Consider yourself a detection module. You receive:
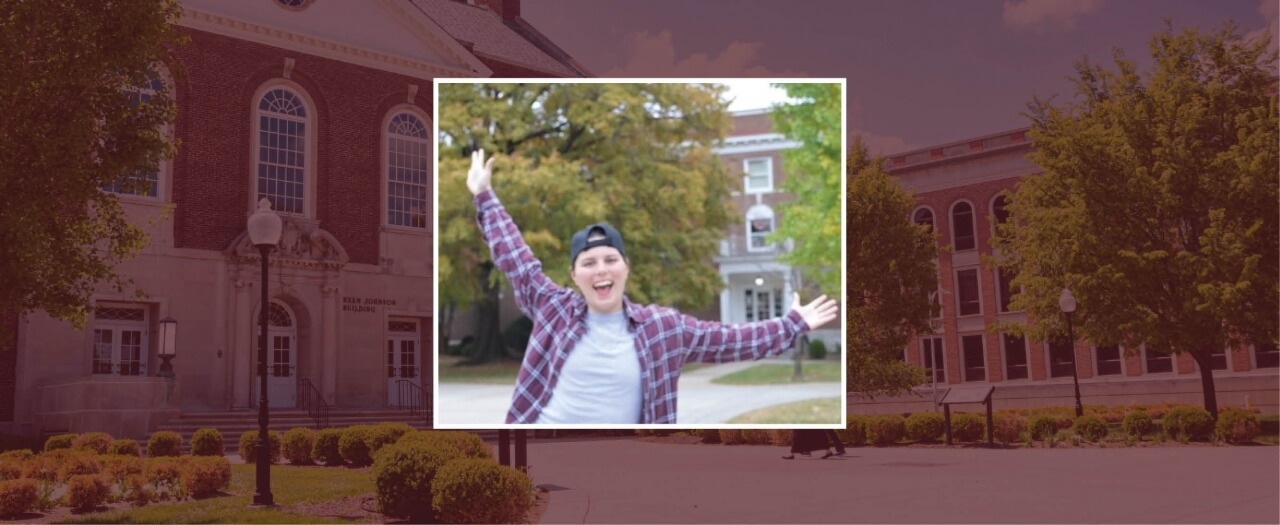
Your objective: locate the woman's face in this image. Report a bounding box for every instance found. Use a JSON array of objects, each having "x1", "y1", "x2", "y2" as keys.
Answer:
[{"x1": 571, "y1": 244, "x2": 629, "y2": 314}]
